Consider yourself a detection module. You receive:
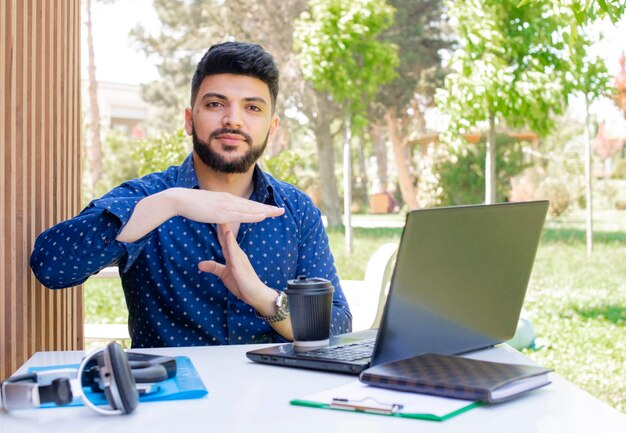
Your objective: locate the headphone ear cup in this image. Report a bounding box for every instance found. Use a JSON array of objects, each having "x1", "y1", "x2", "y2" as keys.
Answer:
[
  {"x1": 38, "y1": 378, "x2": 73, "y2": 405},
  {"x1": 103, "y1": 342, "x2": 139, "y2": 414}
]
